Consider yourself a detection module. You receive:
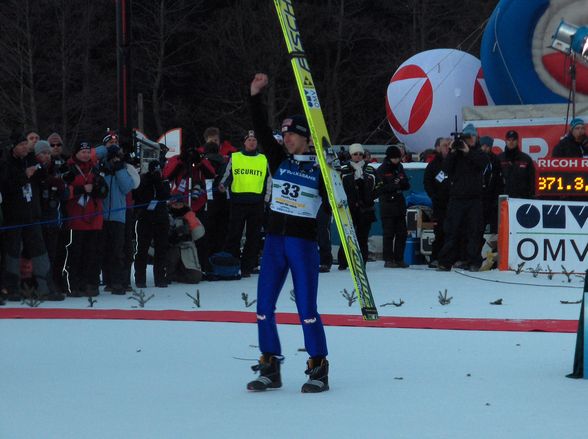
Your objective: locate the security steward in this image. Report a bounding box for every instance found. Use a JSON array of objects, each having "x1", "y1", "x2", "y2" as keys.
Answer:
[{"x1": 219, "y1": 130, "x2": 271, "y2": 276}]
